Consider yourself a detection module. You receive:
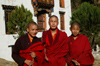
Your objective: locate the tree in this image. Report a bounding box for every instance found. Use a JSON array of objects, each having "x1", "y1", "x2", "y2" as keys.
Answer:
[
  {"x1": 7, "y1": 4, "x2": 33, "y2": 37},
  {"x1": 71, "y1": 0, "x2": 99, "y2": 12},
  {"x1": 71, "y1": 2, "x2": 100, "y2": 48}
]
